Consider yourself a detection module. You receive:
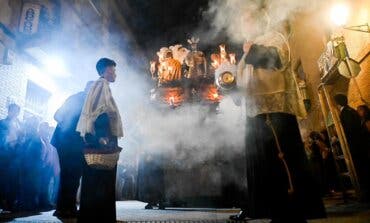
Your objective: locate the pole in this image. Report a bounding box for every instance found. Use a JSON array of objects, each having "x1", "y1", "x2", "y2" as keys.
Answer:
[{"x1": 321, "y1": 85, "x2": 361, "y2": 196}]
